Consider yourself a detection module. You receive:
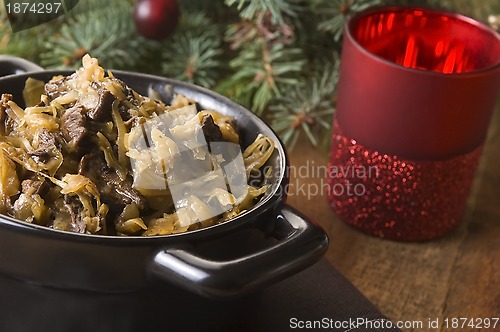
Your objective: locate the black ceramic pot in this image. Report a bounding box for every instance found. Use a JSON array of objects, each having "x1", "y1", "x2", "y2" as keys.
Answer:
[{"x1": 0, "y1": 56, "x2": 328, "y2": 298}]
